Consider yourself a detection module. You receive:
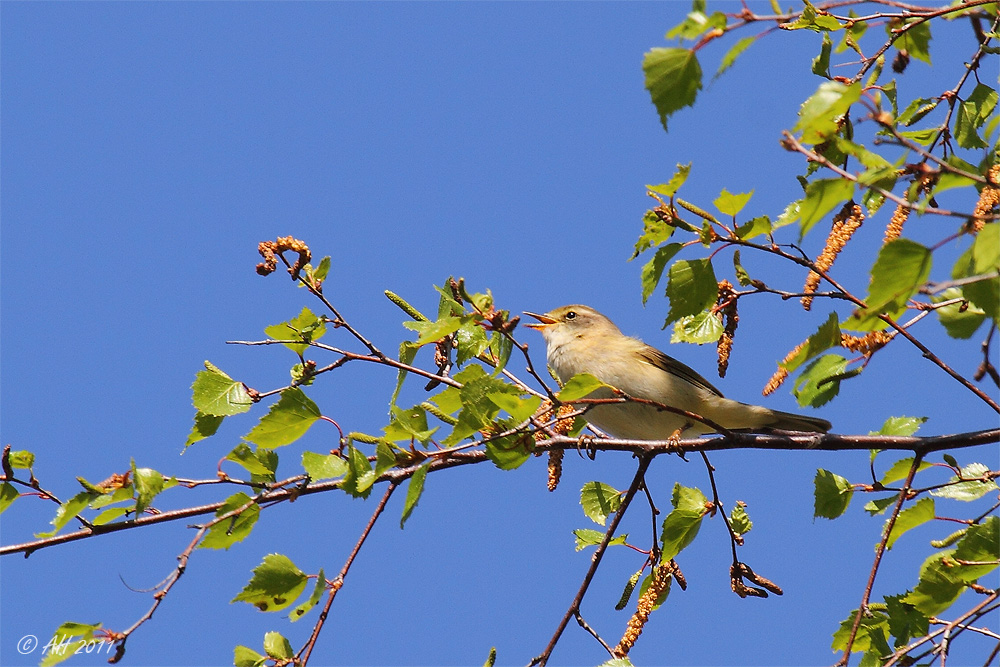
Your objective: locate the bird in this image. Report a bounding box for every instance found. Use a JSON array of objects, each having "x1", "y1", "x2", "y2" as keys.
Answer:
[{"x1": 524, "y1": 305, "x2": 831, "y2": 438}]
